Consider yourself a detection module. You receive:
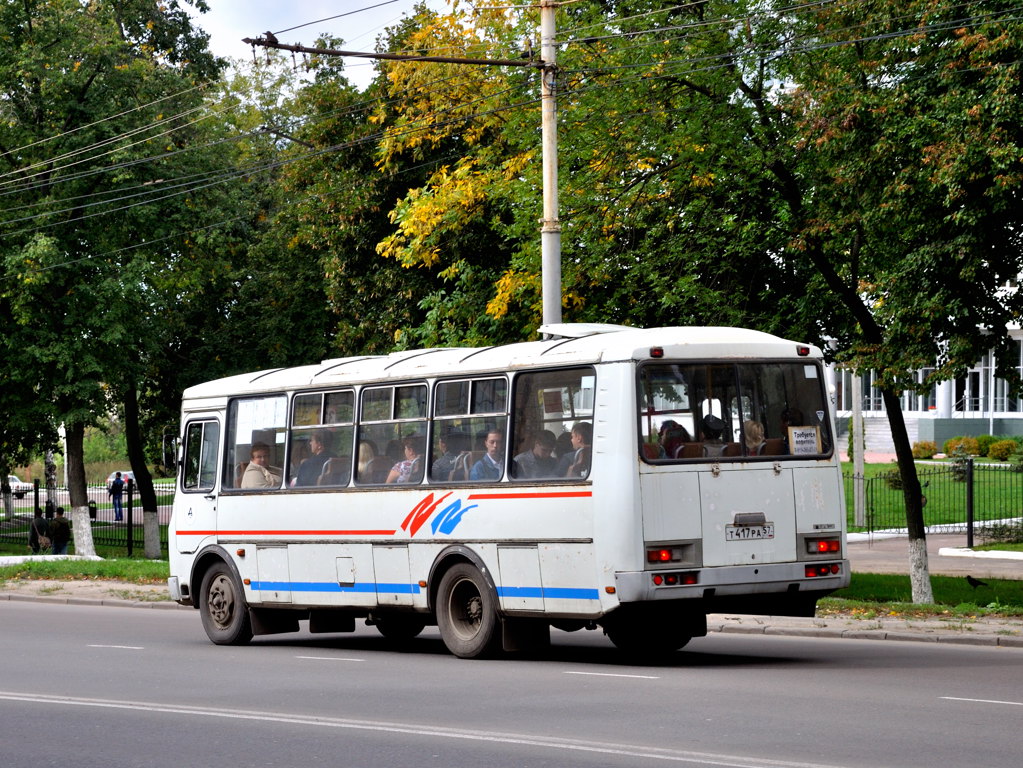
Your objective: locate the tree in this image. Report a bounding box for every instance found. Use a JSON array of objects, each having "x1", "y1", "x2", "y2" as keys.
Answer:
[{"x1": 0, "y1": 0, "x2": 222, "y2": 555}]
